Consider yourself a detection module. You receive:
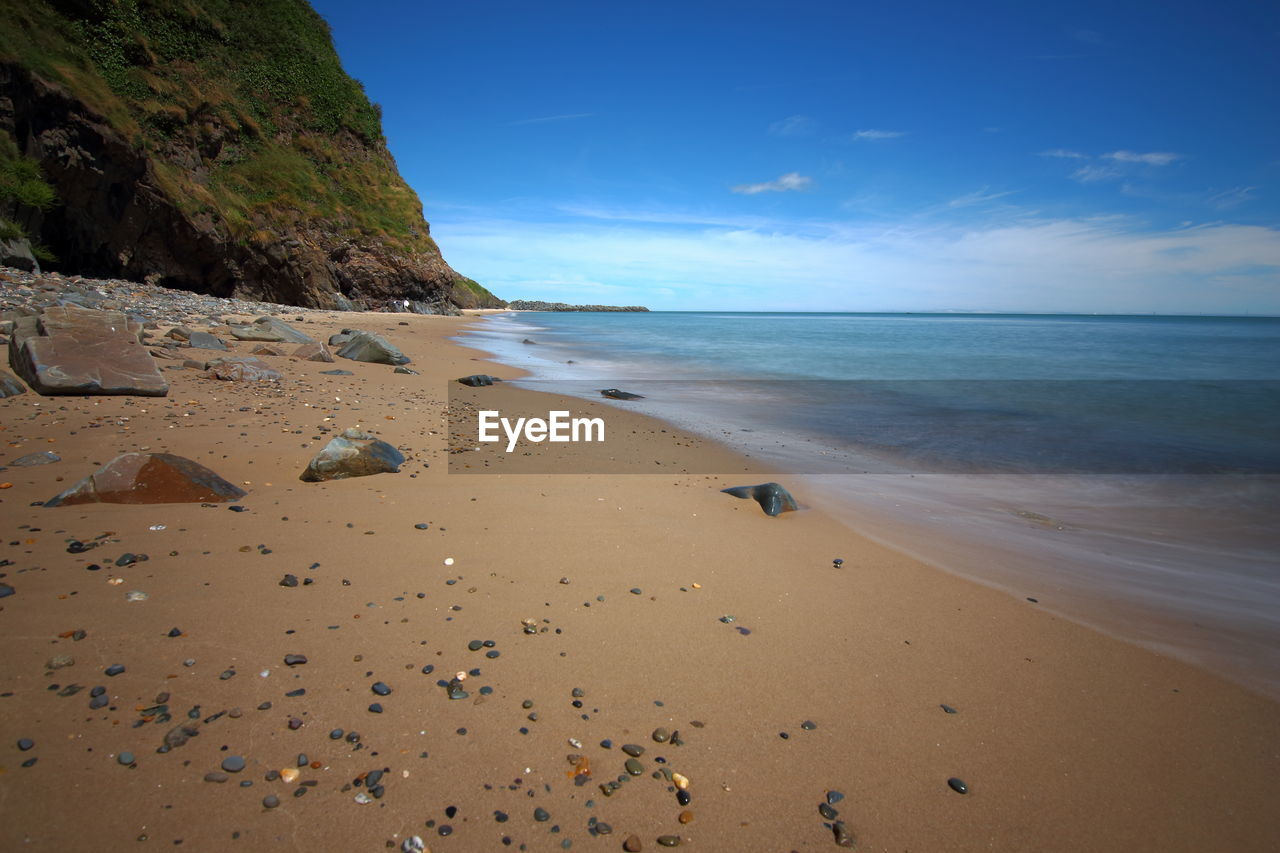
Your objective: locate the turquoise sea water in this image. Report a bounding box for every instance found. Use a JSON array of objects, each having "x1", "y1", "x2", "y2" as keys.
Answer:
[{"x1": 460, "y1": 312, "x2": 1280, "y2": 697}]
